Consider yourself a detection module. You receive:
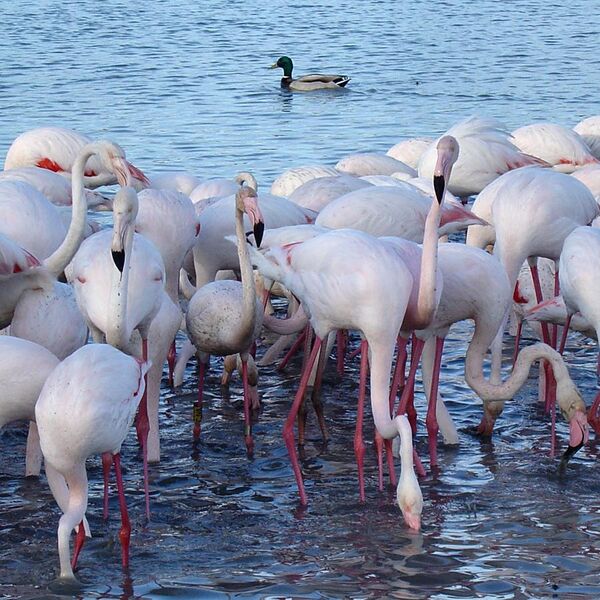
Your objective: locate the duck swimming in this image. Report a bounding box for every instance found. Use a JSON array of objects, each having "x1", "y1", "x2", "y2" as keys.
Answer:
[{"x1": 270, "y1": 56, "x2": 350, "y2": 91}]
